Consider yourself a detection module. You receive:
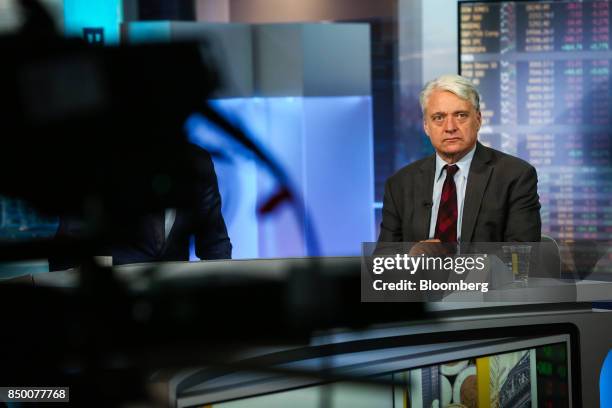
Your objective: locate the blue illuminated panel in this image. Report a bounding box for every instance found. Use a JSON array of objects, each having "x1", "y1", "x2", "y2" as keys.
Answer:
[
  {"x1": 124, "y1": 21, "x2": 374, "y2": 259},
  {"x1": 63, "y1": 0, "x2": 122, "y2": 45},
  {"x1": 602, "y1": 350, "x2": 612, "y2": 407},
  {"x1": 186, "y1": 96, "x2": 374, "y2": 259}
]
